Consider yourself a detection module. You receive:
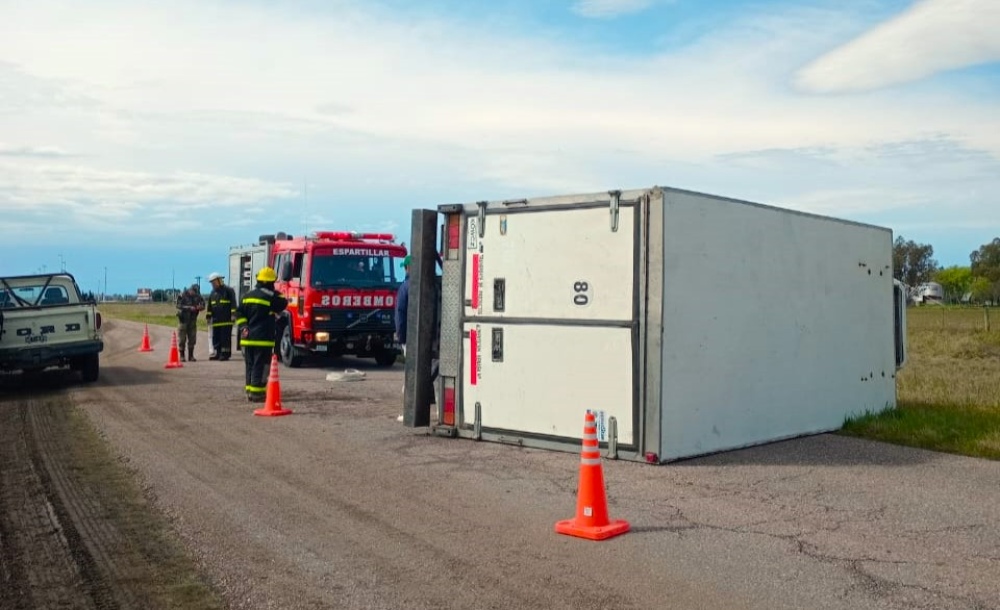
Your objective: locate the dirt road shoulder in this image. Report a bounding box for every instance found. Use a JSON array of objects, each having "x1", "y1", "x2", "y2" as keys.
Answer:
[{"x1": 0, "y1": 386, "x2": 225, "y2": 610}]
